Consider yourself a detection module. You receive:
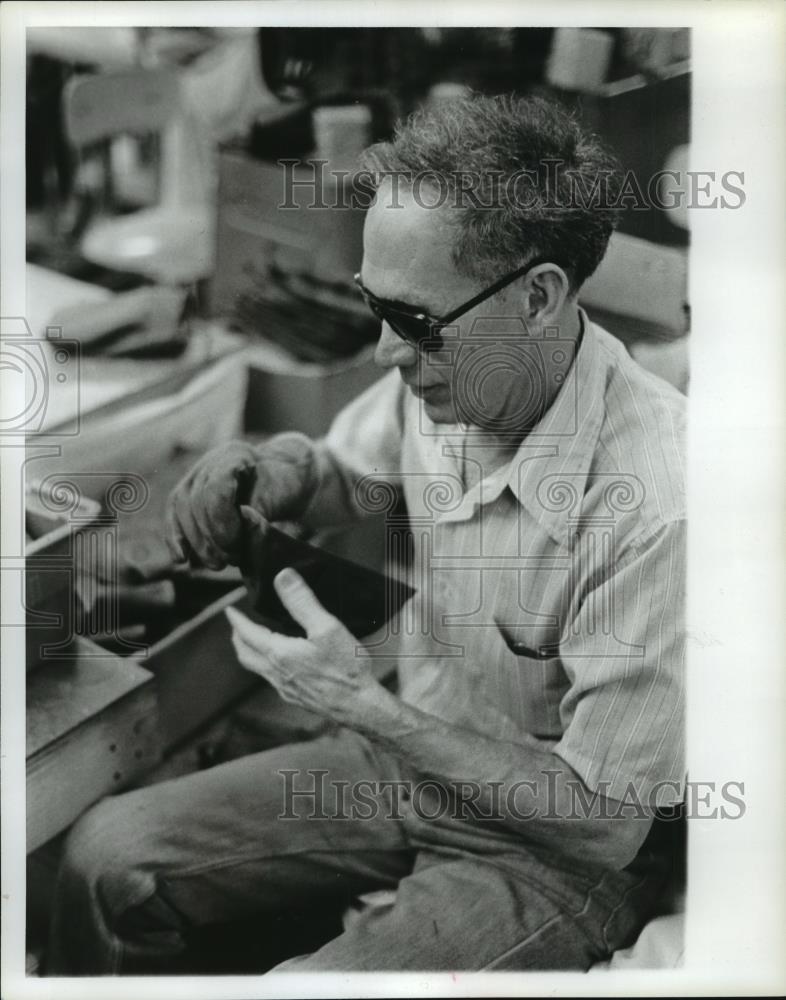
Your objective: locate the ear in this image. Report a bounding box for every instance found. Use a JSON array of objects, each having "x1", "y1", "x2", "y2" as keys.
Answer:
[{"x1": 522, "y1": 264, "x2": 572, "y2": 324}]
